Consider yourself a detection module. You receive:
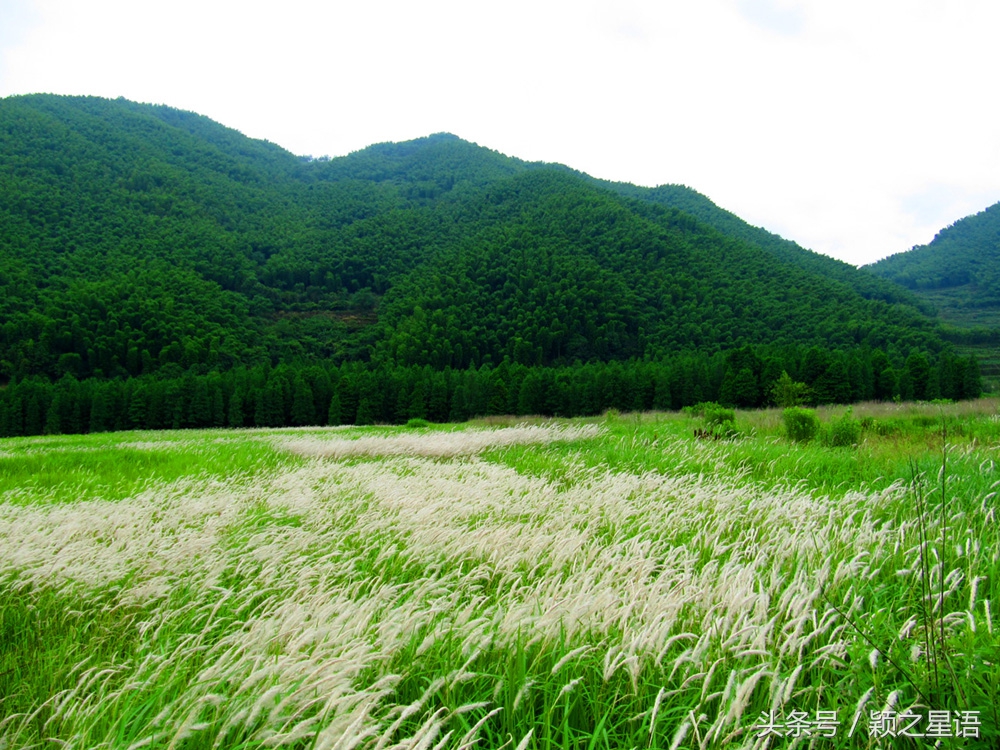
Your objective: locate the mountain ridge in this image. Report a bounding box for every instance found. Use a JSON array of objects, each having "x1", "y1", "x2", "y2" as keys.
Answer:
[
  {"x1": 0, "y1": 93, "x2": 942, "y2": 384},
  {"x1": 866, "y1": 201, "x2": 1000, "y2": 328}
]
